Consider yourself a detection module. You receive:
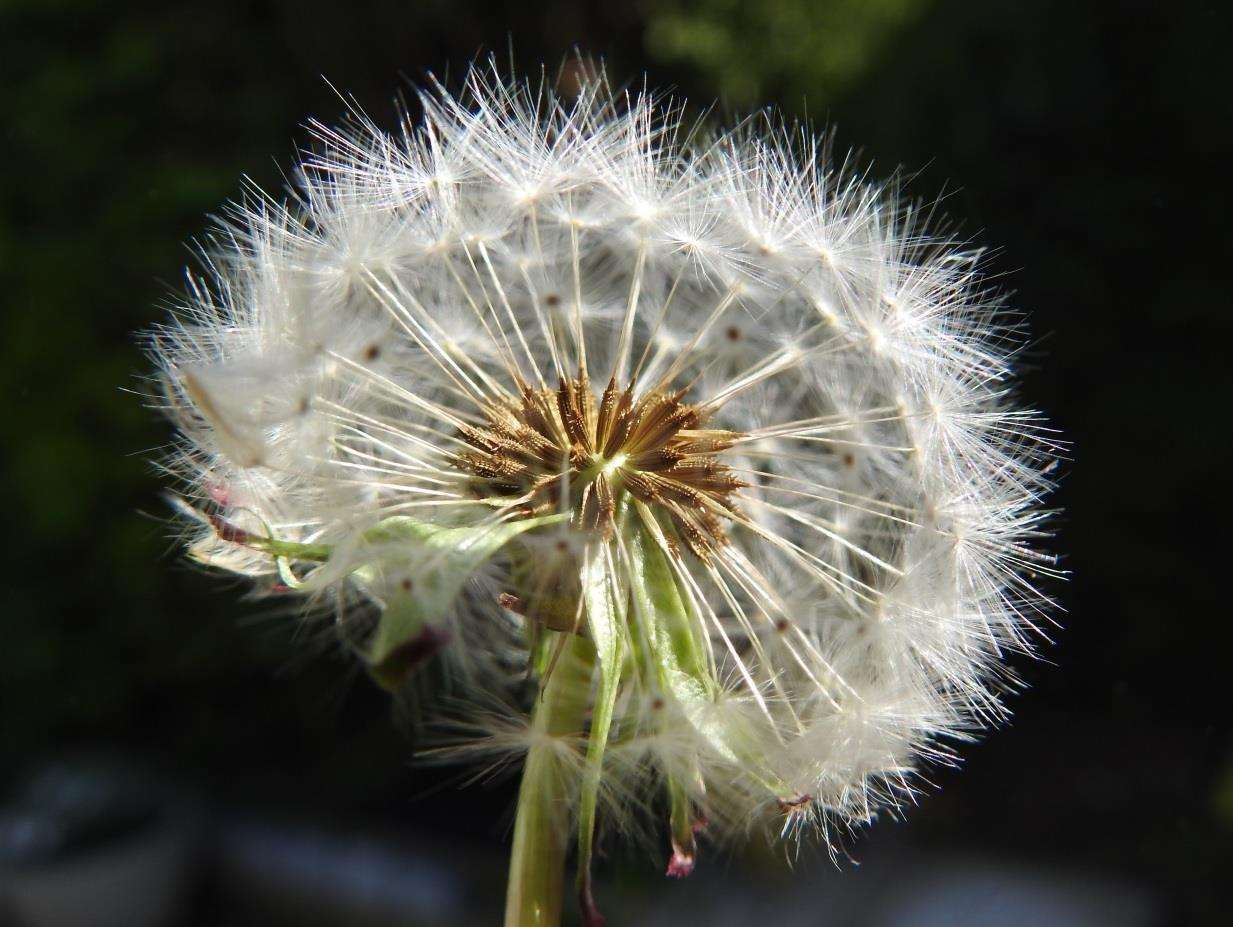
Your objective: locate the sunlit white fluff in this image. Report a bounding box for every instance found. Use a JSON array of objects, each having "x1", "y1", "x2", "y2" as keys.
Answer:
[{"x1": 147, "y1": 60, "x2": 1061, "y2": 884}]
